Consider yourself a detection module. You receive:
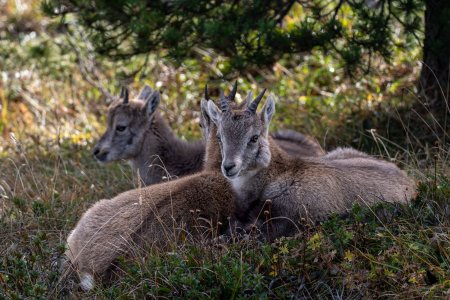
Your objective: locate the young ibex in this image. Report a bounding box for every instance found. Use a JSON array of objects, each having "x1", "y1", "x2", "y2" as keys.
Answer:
[
  {"x1": 93, "y1": 86, "x2": 205, "y2": 185},
  {"x1": 66, "y1": 93, "x2": 234, "y2": 291},
  {"x1": 207, "y1": 90, "x2": 416, "y2": 239},
  {"x1": 93, "y1": 84, "x2": 324, "y2": 185}
]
